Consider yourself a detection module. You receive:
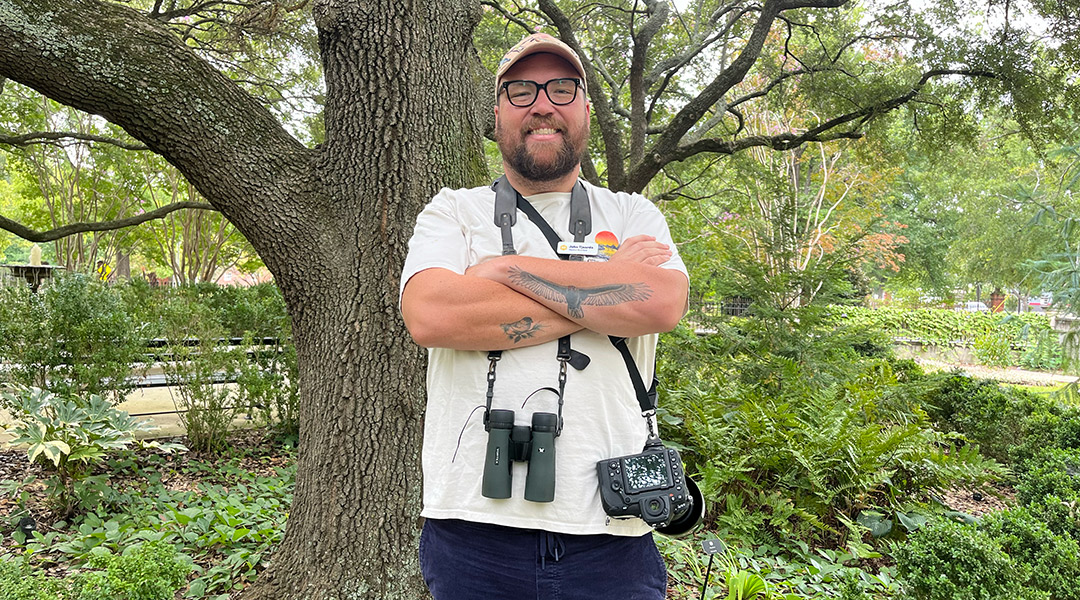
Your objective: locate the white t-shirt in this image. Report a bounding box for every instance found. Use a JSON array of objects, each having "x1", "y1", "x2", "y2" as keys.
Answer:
[{"x1": 400, "y1": 180, "x2": 688, "y2": 536}]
